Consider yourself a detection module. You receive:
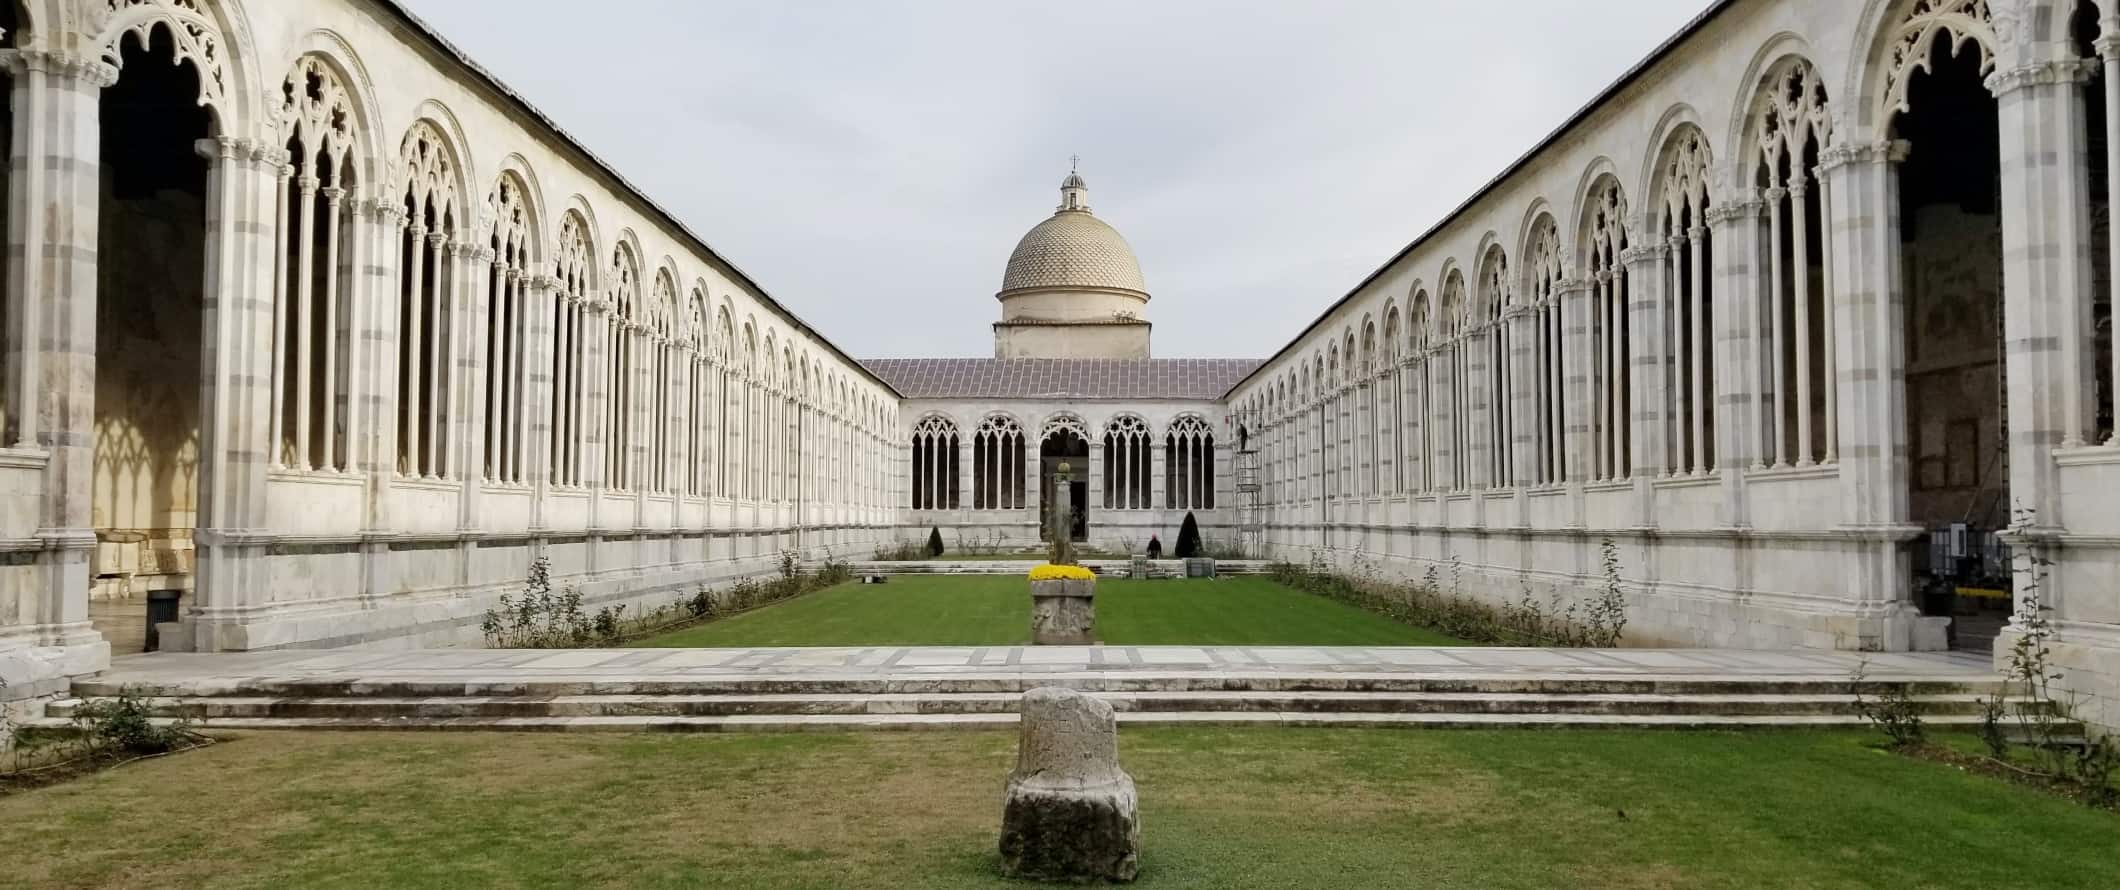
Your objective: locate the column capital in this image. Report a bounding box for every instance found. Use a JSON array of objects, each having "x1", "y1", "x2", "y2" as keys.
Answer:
[
  {"x1": 1704, "y1": 199, "x2": 1763, "y2": 225},
  {"x1": 1817, "y1": 139, "x2": 1909, "y2": 173},
  {"x1": 1984, "y1": 58, "x2": 2097, "y2": 97},
  {"x1": 0, "y1": 48, "x2": 119, "y2": 87}
]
